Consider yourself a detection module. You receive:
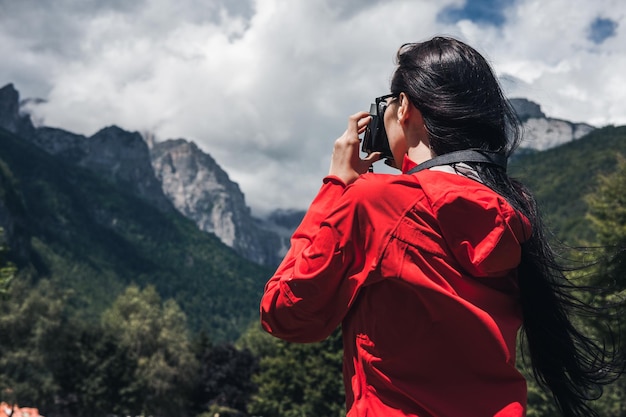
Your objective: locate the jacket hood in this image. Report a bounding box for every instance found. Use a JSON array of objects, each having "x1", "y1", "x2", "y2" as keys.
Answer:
[{"x1": 418, "y1": 170, "x2": 532, "y2": 278}]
